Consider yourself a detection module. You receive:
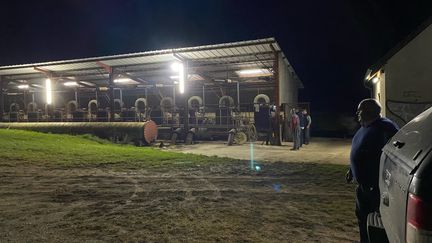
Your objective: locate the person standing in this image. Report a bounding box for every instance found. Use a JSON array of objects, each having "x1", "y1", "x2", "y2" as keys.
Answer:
[
  {"x1": 346, "y1": 99, "x2": 398, "y2": 243},
  {"x1": 298, "y1": 109, "x2": 306, "y2": 146},
  {"x1": 303, "y1": 109, "x2": 311, "y2": 145},
  {"x1": 290, "y1": 108, "x2": 301, "y2": 150}
]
